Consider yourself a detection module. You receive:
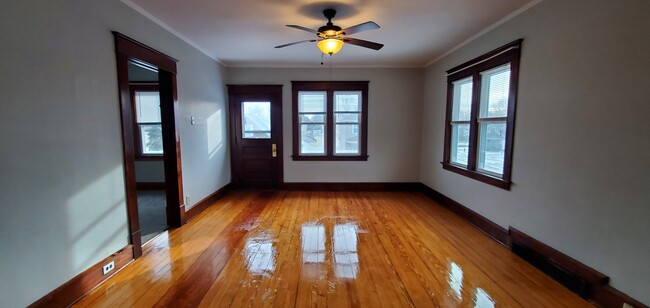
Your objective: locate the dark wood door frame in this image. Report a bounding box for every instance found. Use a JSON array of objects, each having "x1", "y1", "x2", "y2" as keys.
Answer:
[
  {"x1": 227, "y1": 85, "x2": 284, "y2": 189},
  {"x1": 113, "y1": 32, "x2": 185, "y2": 258}
]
